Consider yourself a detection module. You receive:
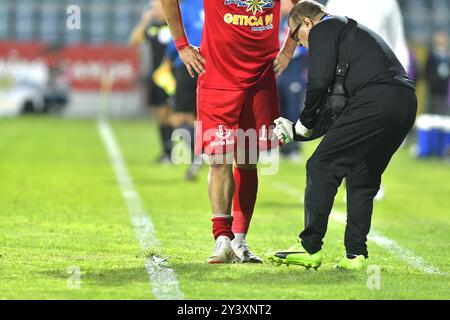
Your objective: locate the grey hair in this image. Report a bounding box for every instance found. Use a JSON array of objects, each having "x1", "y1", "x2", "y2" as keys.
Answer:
[{"x1": 289, "y1": 0, "x2": 327, "y2": 25}]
